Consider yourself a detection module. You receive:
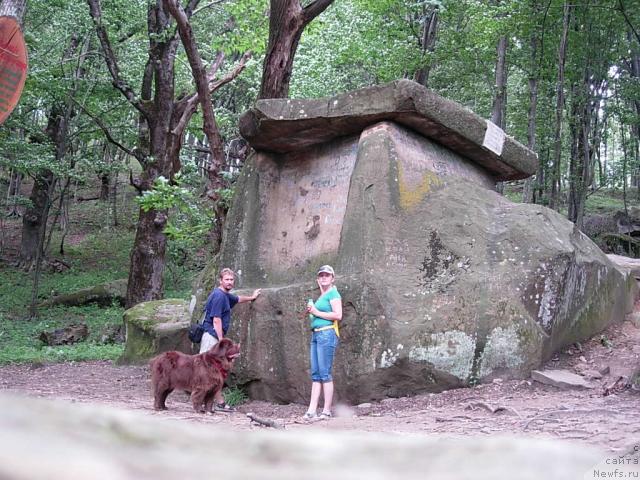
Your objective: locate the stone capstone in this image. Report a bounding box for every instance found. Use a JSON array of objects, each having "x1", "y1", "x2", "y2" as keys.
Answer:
[
  {"x1": 0, "y1": 393, "x2": 605, "y2": 480},
  {"x1": 119, "y1": 299, "x2": 192, "y2": 364},
  {"x1": 239, "y1": 79, "x2": 537, "y2": 181}
]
